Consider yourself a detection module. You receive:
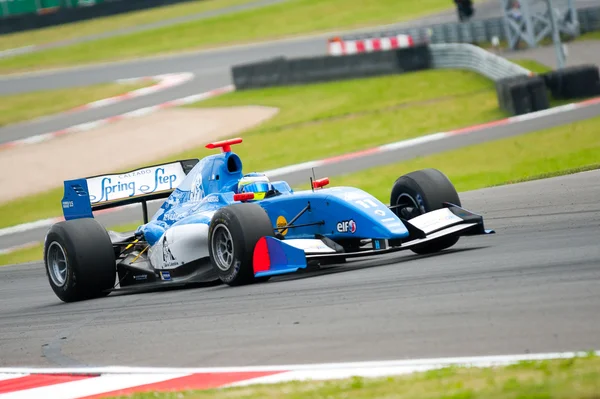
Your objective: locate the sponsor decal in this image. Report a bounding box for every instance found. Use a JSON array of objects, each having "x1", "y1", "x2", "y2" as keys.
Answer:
[
  {"x1": 204, "y1": 195, "x2": 219, "y2": 203},
  {"x1": 162, "y1": 212, "x2": 185, "y2": 222},
  {"x1": 336, "y1": 219, "x2": 357, "y2": 234},
  {"x1": 374, "y1": 209, "x2": 386, "y2": 216},
  {"x1": 159, "y1": 271, "x2": 171, "y2": 281},
  {"x1": 276, "y1": 215, "x2": 288, "y2": 236},
  {"x1": 87, "y1": 163, "x2": 186, "y2": 204},
  {"x1": 119, "y1": 169, "x2": 152, "y2": 179},
  {"x1": 62, "y1": 200, "x2": 74, "y2": 209},
  {"x1": 381, "y1": 217, "x2": 396, "y2": 223},
  {"x1": 189, "y1": 173, "x2": 204, "y2": 202},
  {"x1": 133, "y1": 274, "x2": 148, "y2": 281},
  {"x1": 162, "y1": 235, "x2": 180, "y2": 268}
]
